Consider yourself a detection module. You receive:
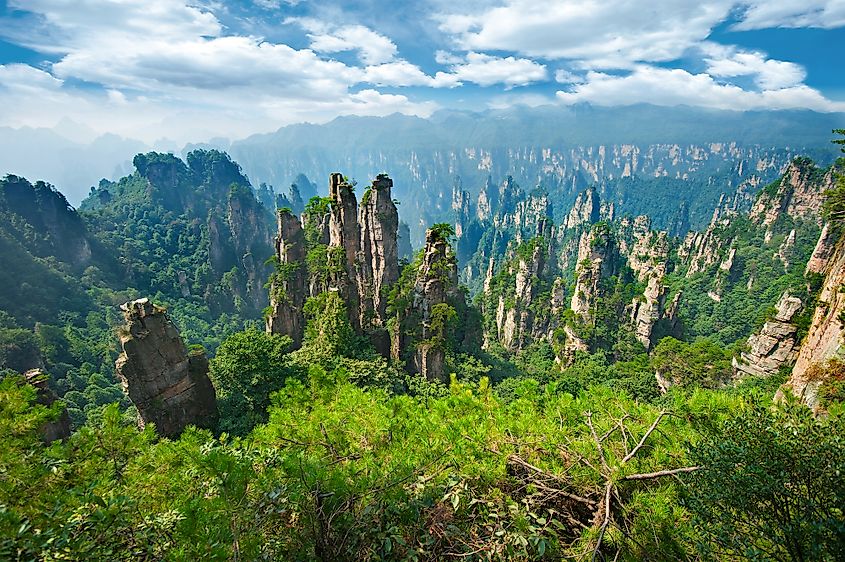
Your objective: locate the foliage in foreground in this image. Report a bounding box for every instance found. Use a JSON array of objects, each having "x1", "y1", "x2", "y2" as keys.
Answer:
[{"x1": 2, "y1": 362, "x2": 843, "y2": 561}]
